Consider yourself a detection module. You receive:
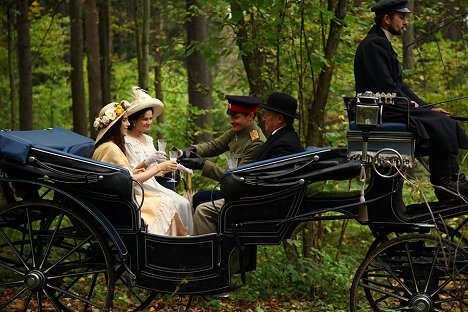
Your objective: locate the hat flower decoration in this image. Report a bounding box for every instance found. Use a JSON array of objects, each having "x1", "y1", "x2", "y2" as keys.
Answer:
[{"x1": 93, "y1": 100, "x2": 131, "y2": 130}]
